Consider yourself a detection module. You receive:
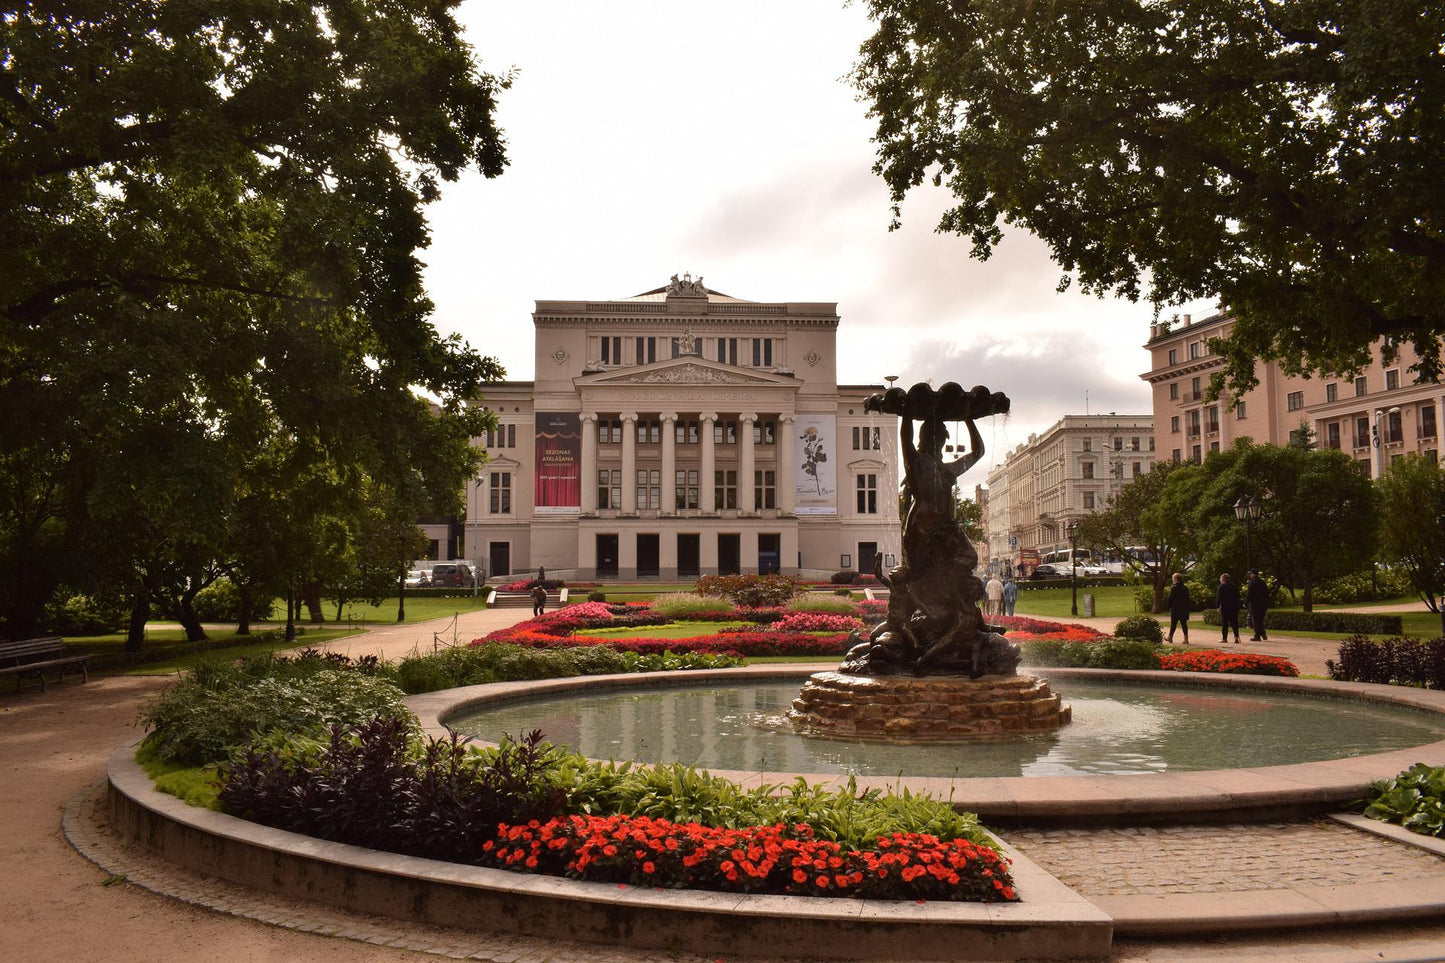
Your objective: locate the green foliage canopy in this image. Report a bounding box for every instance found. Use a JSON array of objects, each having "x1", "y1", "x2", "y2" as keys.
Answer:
[
  {"x1": 854, "y1": 0, "x2": 1445, "y2": 390},
  {"x1": 0, "y1": 1, "x2": 508, "y2": 636},
  {"x1": 1376, "y1": 454, "x2": 1445, "y2": 621}
]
